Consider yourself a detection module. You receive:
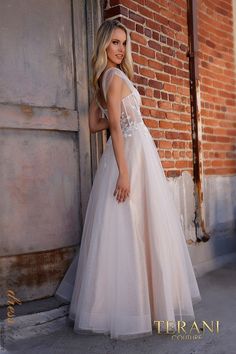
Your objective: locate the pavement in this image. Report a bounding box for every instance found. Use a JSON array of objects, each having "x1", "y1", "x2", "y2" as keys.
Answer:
[{"x1": 1, "y1": 258, "x2": 236, "y2": 354}]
